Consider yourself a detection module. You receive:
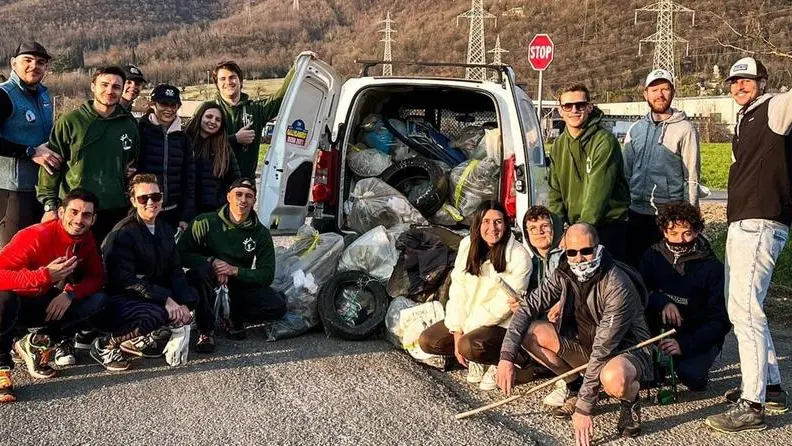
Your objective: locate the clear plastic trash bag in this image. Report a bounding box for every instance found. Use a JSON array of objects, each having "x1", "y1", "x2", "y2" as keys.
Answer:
[{"x1": 347, "y1": 178, "x2": 428, "y2": 234}]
